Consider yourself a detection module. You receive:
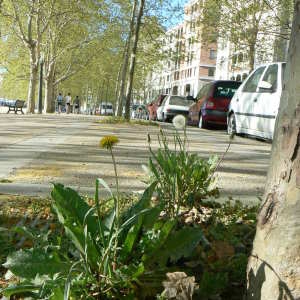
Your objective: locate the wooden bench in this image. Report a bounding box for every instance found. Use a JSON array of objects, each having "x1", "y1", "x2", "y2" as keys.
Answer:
[{"x1": 0, "y1": 99, "x2": 25, "y2": 114}]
